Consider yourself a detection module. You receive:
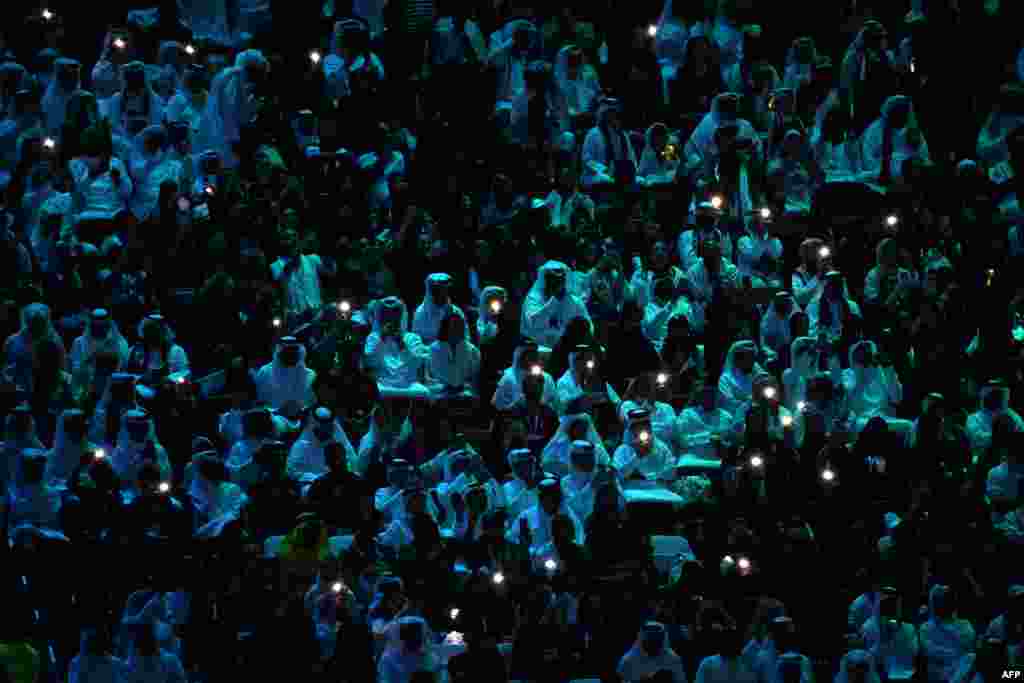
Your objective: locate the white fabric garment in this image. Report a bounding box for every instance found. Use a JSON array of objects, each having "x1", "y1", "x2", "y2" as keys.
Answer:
[
  {"x1": 46, "y1": 410, "x2": 90, "y2": 485},
  {"x1": 98, "y1": 78, "x2": 167, "y2": 143},
  {"x1": 717, "y1": 341, "x2": 764, "y2": 418},
  {"x1": 376, "y1": 617, "x2": 449, "y2": 683},
  {"x1": 353, "y1": 414, "x2": 413, "y2": 478},
  {"x1": 849, "y1": 593, "x2": 882, "y2": 633},
  {"x1": 684, "y1": 93, "x2": 762, "y2": 170},
  {"x1": 287, "y1": 418, "x2": 357, "y2": 483},
  {"x1": 503, "y1": 450, "x2": 541, "y2": 520},
  {"x1": 363, "y1": 298, "x2": 432, "y2": 399},
  {"x1": 7, "y1": 477, "x2": 63, "y2": 535},
  {"x1": 842, "y1": 341, "x2": 912, "y2": 434},
  {"x1": 177, "y1": 0, "x2": 235, "y2": 46},
  {"x1": 129, "y1": 146, "x2": 185, "y2": 222},
  {"x1": 986, "y1": 463, "x2": 1024, "y2": 509},
  {"x1": 613, "y1": 412, "x2": 675, "y2": 482},
  {"x1": 412, "y1": 275, "x2": 465, "y2": 344},
  {"x1": 190, "y1": 476, "x2": 247, "y2": 537},
  {"x1": 198, "y1": 50, "x2": 267, "y2": 167},
  {"x1": 967, "y1": 383, "x2": 1024, "y2": 454},
  {"x1": 630, "y1": 264, "x2": 686, "y2": 311},
  {"x1": 618, "y1": 642, "x2": 687, "y2": 682},
  {"x1": 863, "y1": 266, "x2": 918, "y2": 305},
  {"x1": 552, "y1": 45, "x2": 601, "y2": 133},
  {"x1": 755, "y1": 650, "x2": 814, "y2": 683},
  {"x1": 521, "y1": 260, "x2": 592, "y2": 349},
  {"x1": 857, "y1": 96, "x2": 931, "y2": 182},
  {"x1": 686, "y1": 257, "x2": 741, "y2": 334},
  {"x1": 555, "y1": 350, "x2": 621, "y2": 415},
  {"x1": 123, "y1": 650, "x2": 187, "y2": 683},
  {"x1": 638, "y1": 126, "x2": 682, "y2": 187},
  {"x1": 834, "y1": 649, "x2": 882, "y2": 683},
  {"x1": 581, "y1": 100, "x2": 639, "y2": 187},
  {"x1": 431, "y1": 16, "x2": 486, "y2": 66},
  {"x1": 164, "y1": 91, "x2": 206, "y2": 140},
  {"x1": 218, "y1": 408, "x2": 289, "y2": 447},
  {"x1": 70, "y1": 319, "x2": 130, "y2": 384},
  {"x1": 544, "y1": 188, "x2": 596, "y2": 228},
  {"x1": 70, "y1": 156, "x2": 133, "y2": 220},
  {"x1": 541, "y1": 413, "x2": 611, "y2": 477},
  {"x1": 861, "y1": 617, "x2": 919, "y2": 681},
  {"x1": 428, "y1": 338, "x2": 480, "y2": 392},
  {"x1": 678, "y1": 227, "x2": 734, "y2": 273},
  {"x1": 111, "y1": 413, "x2": 172, "y2": 486},
  {"x1": 254, "y1": 344, "x2": 317, "y2": 415},
  {"x1": 506, "y1": 500, "x2": 585, "y2": 556},
  {"x1": 492, "y1": 342, "x2": 560, "y2": 412},
  {"x1": 920, "y1": 586, "x2": 976, "y2": 683},
  {"x1": 676, "y1": 405, "x2": 733, "y2": 461},
  {"x1": 68, "y1": 634, "x2": 128, "y2": 683},
  {"x1": 271, "y1": 254, "x2": 328, "y2": 316},
  {"x1": 620, "y1": 400, "x2": 676, "y2": 449},
  {"x1": 475, "y1": 286, "x2": 506, "y2": 345},
  {"x1": 488, "y1": 20, "x2": 535, "y2": 105},
  {"x1": 759, "y1": 303, "x2": 802, "y2": 365},
  {"x1": 806, "y1": 278, "x2": 861, "y2": 340}
]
